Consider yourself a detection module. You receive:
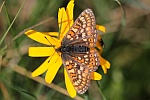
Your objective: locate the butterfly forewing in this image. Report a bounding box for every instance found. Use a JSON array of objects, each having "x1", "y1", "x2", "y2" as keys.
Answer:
[{"x1": 62, "y1": 8, "x2": 98, "y2": 47}]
